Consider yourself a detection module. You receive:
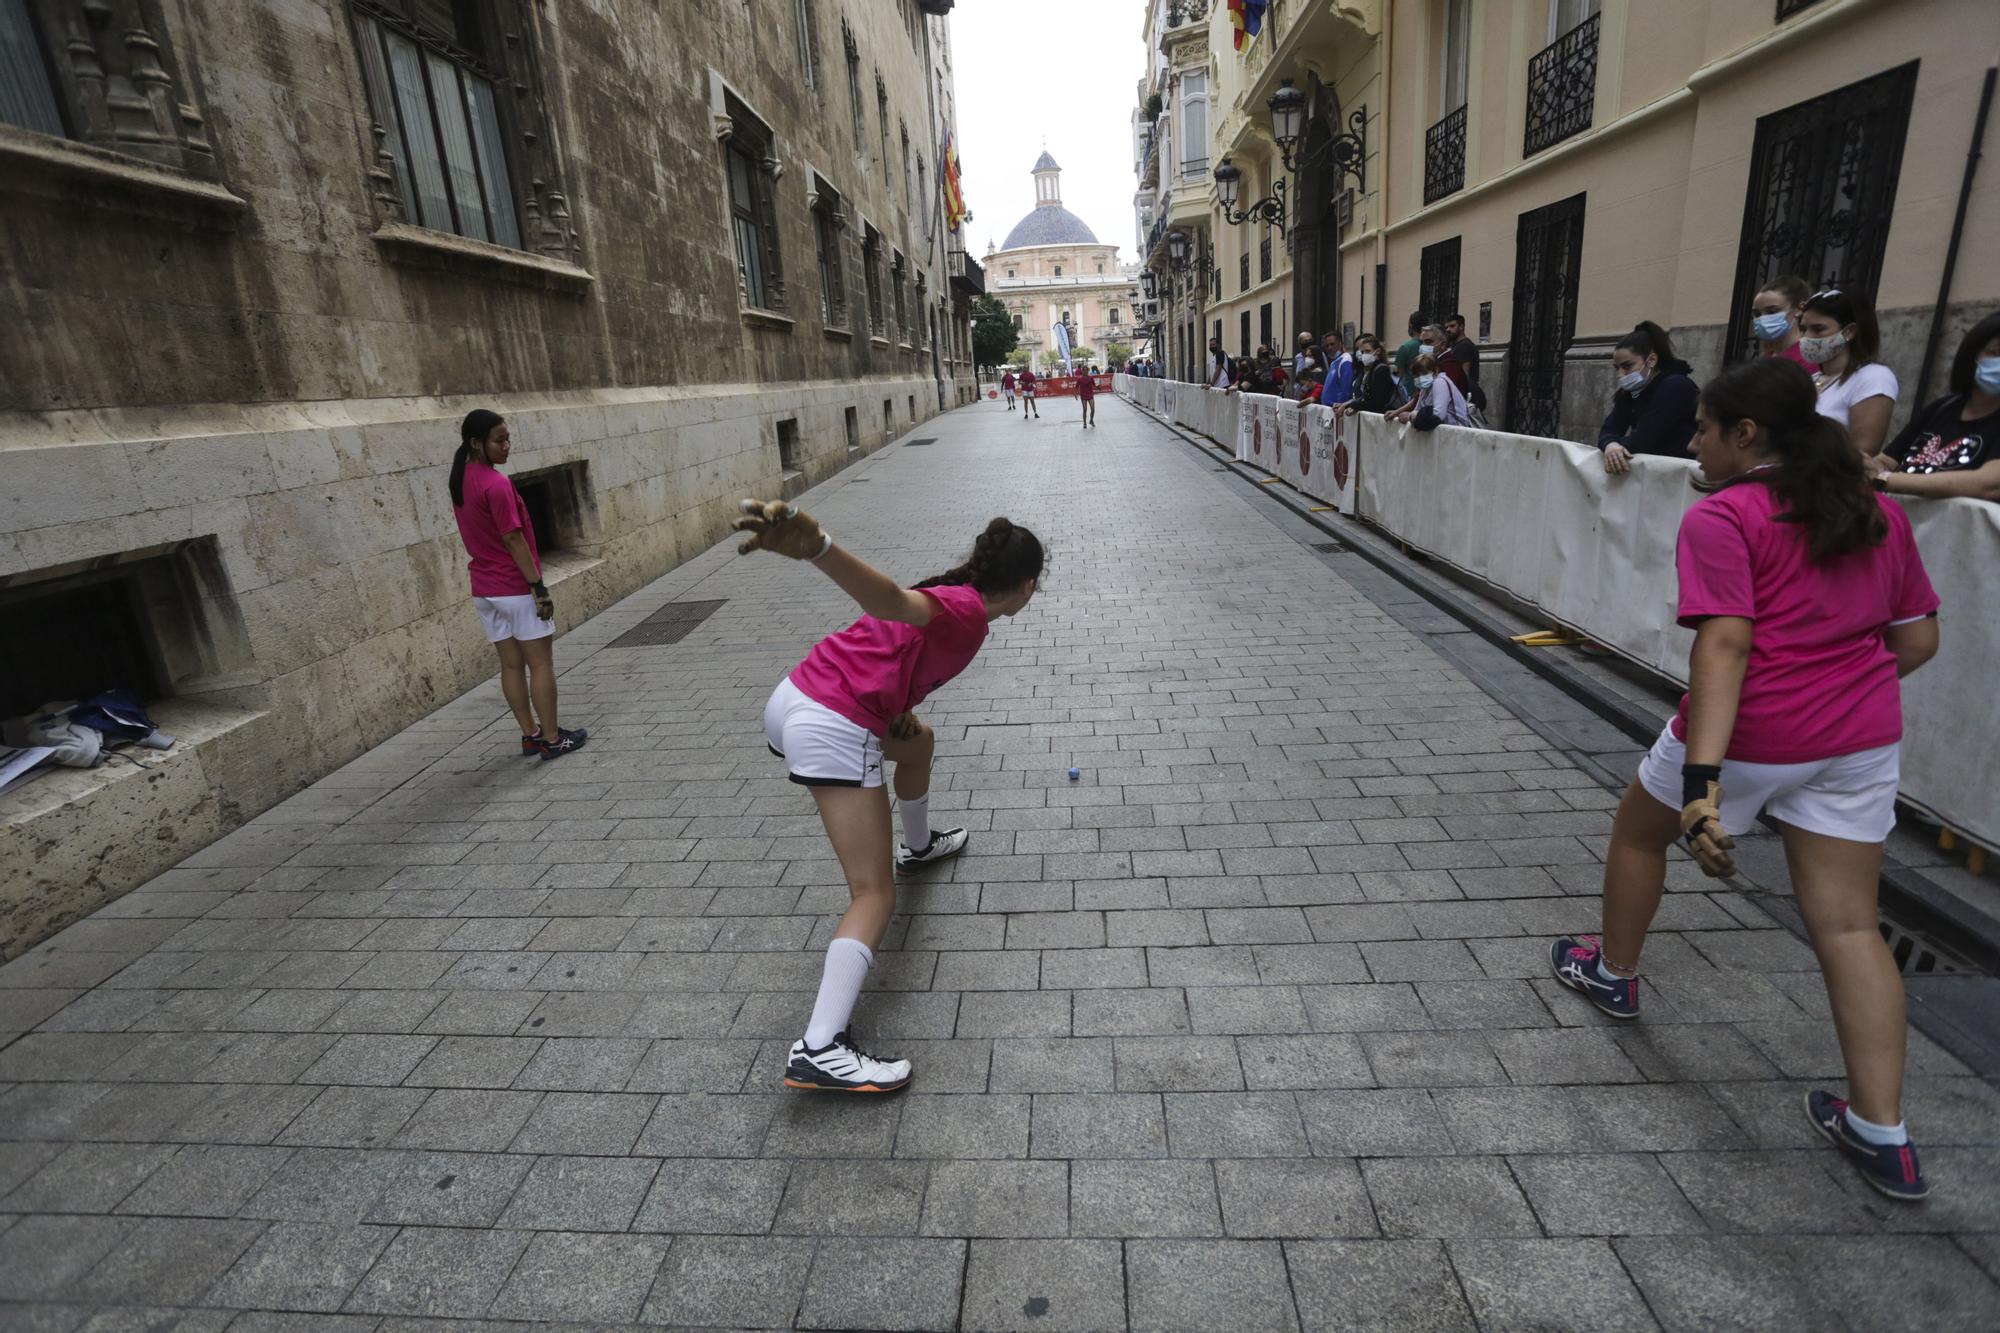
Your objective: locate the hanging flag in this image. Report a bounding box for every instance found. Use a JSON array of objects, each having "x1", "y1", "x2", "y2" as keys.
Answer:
[
  {"x1": 1229, "y1": 0, "x2": 1246, "y2": 50},
  {"x1": 1230, "y1": 0, "x2": 1268, "y2": 51},
  {"x1": 942, "y1": 133, "x2": 967, "y2": 231}
]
